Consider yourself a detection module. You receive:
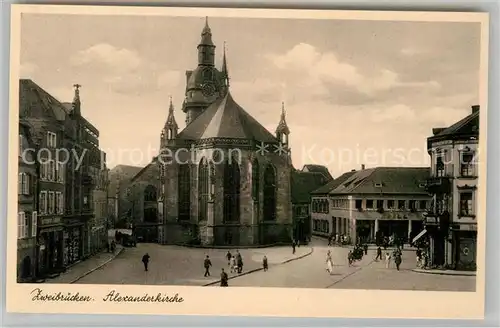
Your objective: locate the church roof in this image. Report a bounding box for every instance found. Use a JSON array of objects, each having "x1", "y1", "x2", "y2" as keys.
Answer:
[
  {"x1": 301, "y1": 164, "x2": 333, "y2": 181},
  {"x1": 177, "y1": 91, "x2": 278, "y2": 142}
]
